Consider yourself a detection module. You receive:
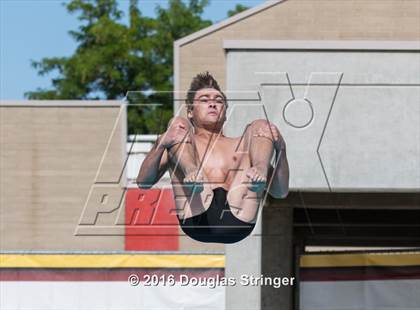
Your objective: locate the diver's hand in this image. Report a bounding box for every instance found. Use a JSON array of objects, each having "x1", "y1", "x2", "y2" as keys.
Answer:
[
  {"x1": 159, "y1": 122, "x2": 192, "y2": 149},
  {"x1": 253, "y1": 122, "x2": 285, "y2": 152}
]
